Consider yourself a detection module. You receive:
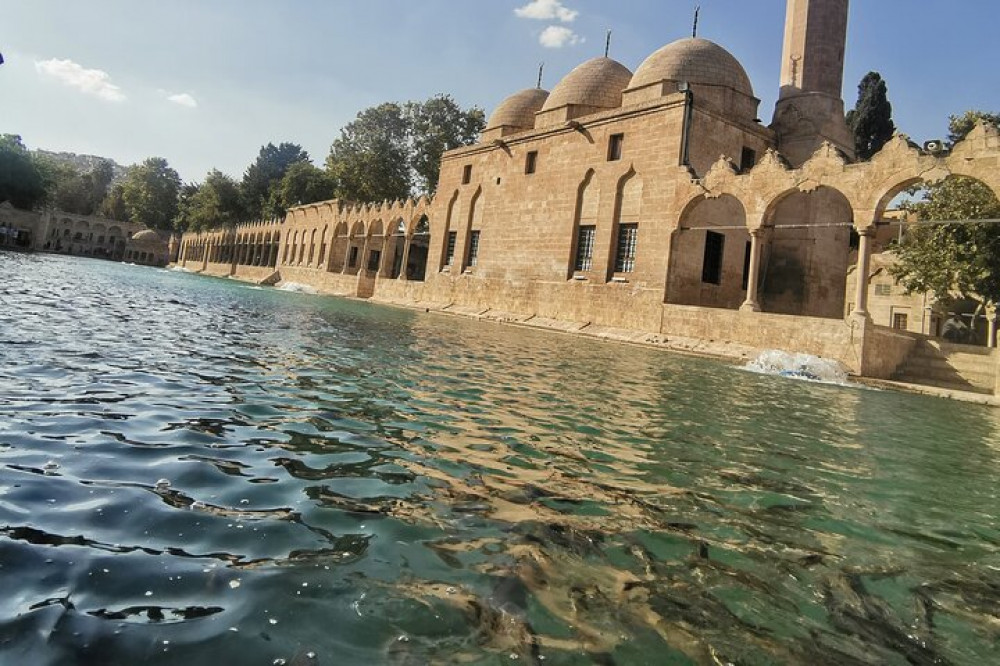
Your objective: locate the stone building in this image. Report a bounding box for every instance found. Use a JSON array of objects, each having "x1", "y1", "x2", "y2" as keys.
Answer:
[
  {"x1": 0, "y1": 202, "x2": 146, "y2": 261},
  {"x1": 176, "y1": 0, "x2": 1000, "y2": 394}
]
